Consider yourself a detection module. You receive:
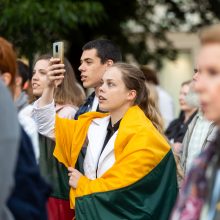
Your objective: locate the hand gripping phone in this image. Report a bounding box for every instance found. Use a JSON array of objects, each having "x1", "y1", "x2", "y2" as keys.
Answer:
[{"x1": 53, "y1": 41, "x2": 64, "y2": 63}]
